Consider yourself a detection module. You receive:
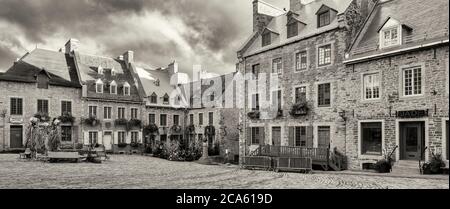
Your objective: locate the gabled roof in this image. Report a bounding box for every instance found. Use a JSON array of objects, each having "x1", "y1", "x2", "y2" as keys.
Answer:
[
  {"x1": 315, "y1": 4, "x2": 338, "y2": 15},
  {"x1": 262, "y1": 27, "x2": 280, "y2": 35},
  {"x1": 0, "y1": 49, "x2": 81, "y2": 88},
  {"x1": 136, "y1": 67, "x2": 175, "y2": 99},
  {"x1": 347, "y1": 0, "x2": 449, "y2": 61}
]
